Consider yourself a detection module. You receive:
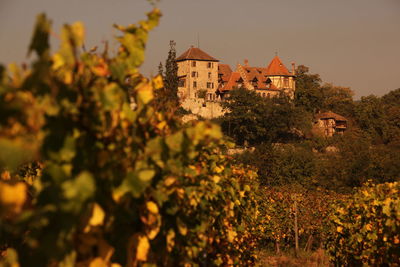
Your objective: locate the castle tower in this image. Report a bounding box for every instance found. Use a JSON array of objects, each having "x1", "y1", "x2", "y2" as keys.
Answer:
[
  {"x1": 265, "y1": 56, "x2": 296, "y2": 98},
  {"x1": 176, "y1": 46, "x2": 219, "y2": 100}
]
